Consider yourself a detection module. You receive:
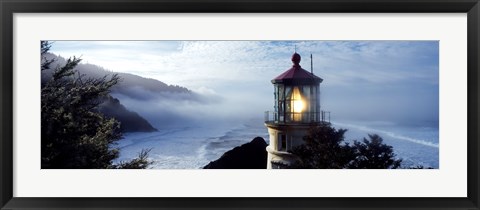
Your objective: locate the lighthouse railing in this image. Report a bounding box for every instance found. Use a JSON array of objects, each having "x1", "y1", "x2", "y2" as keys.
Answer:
[{"x1": 264, "y1": 111, "x2": 330, "y2": 124}]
